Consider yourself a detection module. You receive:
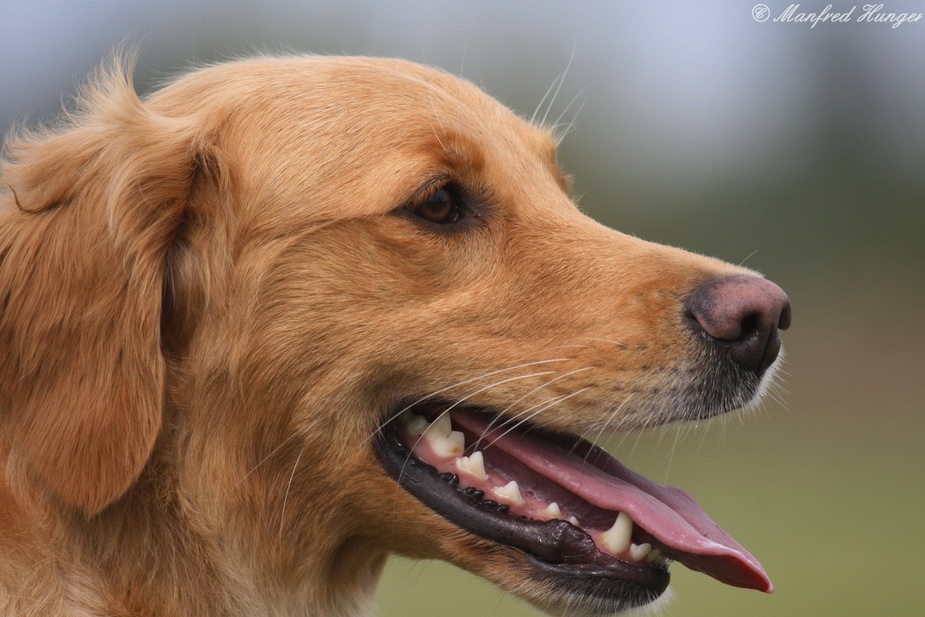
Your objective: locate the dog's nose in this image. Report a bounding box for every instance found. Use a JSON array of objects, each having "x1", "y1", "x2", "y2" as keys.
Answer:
[{"x1": 686, "y1": 275, "x2": 792, "y2": 376}]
